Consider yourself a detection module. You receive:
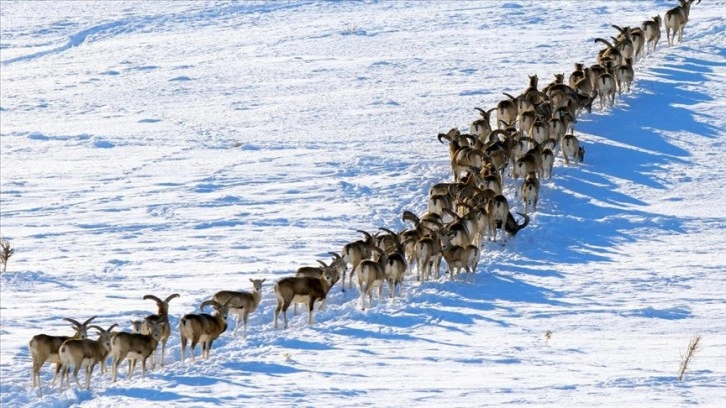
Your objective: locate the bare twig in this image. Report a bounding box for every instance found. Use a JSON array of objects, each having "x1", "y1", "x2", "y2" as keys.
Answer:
[
  {"x1": 678, "y1": 335, "x2": 702, "y2": 381},
  {"x1": 0, "y1": 239, "x2": 14, "y2": 273}
]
